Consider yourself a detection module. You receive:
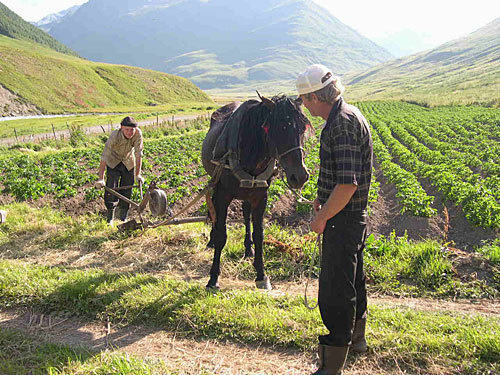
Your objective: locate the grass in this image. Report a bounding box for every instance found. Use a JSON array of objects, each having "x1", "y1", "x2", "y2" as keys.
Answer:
[
  {"x1": 0, "y1": 328, "x2": 192, "y2": 374},
  {"x1": 0, "y1": 260, "x2": 497, "y2": 374},
  {"x1": 477, "y1": 239, "x2": 500, "y2": 266},
  {"x1": 0, "y1": 106, "x2": 215, "y2": 139},
  {"x1": 0, "y1": 113, "x2": 211, "y2": 156},
  {"x1": 0, "y1": 203, "x2": 497, "y2": 300},
  {"x1": 0, "y1": 35, "x2": 213, "y2": 114}
]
